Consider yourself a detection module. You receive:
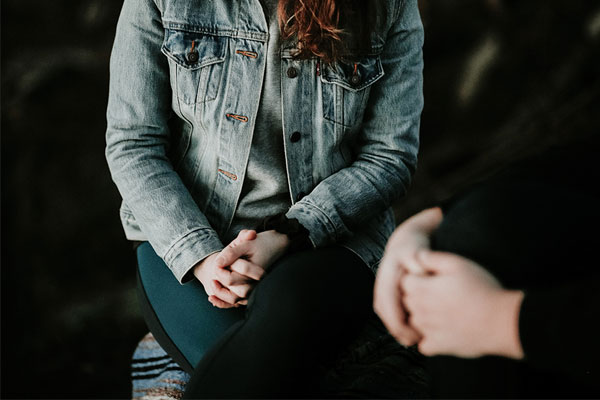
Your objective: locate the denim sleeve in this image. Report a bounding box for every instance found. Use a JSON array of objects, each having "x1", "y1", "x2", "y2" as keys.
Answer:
[
  {"x1": 105, "y1": 0, "x2": 223, "y2": 283},
  {"x1": 286, "y1": 0, "x2": 423, "y2": 247}
]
